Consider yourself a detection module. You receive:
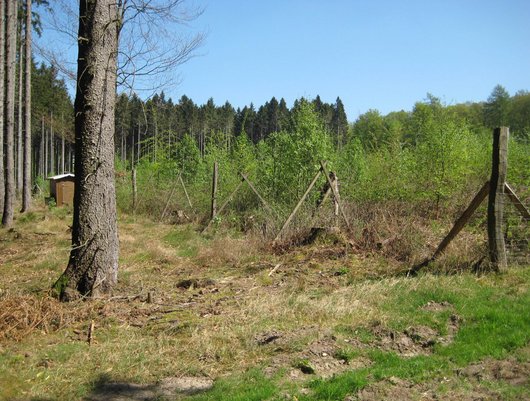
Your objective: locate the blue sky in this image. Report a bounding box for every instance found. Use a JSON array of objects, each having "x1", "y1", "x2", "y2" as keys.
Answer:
[{"x1": 37, "y1": 0, "x2": 530, "y2": 121}]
